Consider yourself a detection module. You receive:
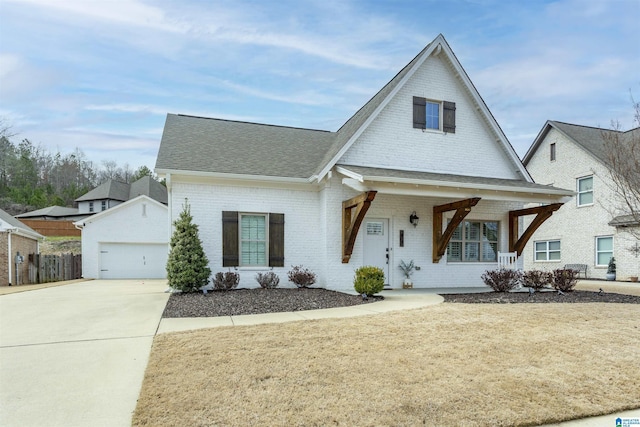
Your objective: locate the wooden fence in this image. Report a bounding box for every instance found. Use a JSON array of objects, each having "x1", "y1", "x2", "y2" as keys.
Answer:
[
  {"x1": 19, "y1": 220, "x2": 81, "y2": 237},
  {"x1": 27, "y1": 253, "x2": 82, "y2": 284}
]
